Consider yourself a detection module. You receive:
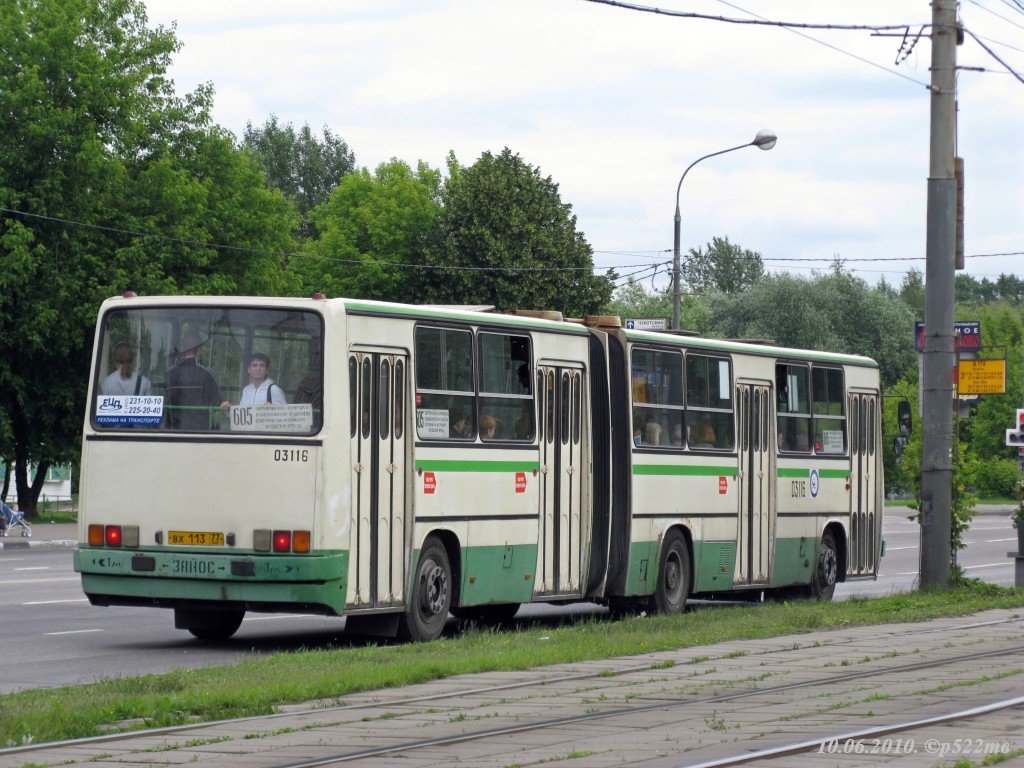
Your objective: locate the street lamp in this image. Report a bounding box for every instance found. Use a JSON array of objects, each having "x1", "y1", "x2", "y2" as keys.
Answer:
[{"x1": 672, "y1": 129, "x2": 777, "y2": 330}]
